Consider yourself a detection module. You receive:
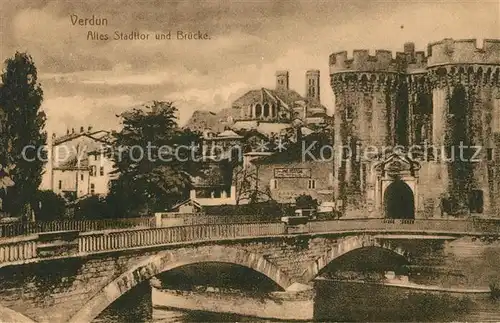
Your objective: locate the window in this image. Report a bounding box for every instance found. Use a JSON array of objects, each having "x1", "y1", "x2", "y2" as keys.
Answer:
[
  {"x1": 90, "y1": 165, "x2": 96, "y2": 176},
  {"x1": 270, "y1": 179, "x2": 278, "y2": 189},
  {"x1": 360, "y1": 164, "x2": 367, "y2": 191},
  {"x1": 345, "y1": 106, "x2": 353, "y2": 120},
  {"x1": 469, "y1": 190, "x2": 483, "y2": 213},
  {"x1": 80, "y1": 174, "x2": 84, "y2": 181},
  {"x1": 494, "y1": 97, "x2": 500, "y2": 132},
  {"x1": 487, "y1": 148, "x2": 494, "y2": 161},
  {"x1": 58, "y1": 180, "x2": 62, "y2": 189},
  {"x1": 308, "y1": 179, "x2": 316, "y2": 189},
  {"x1": 94, "y1": 154, "x2": 98, "y2": 161},
  {"x1": 90, "y1": 184, "x2": 95, "y2": 195},
  {"x1": 99, "y1": 167, "x2": 104, "y2": 176},
  {"x1": 255, "y1": 104, "x2": 262, "y2": 117}
]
